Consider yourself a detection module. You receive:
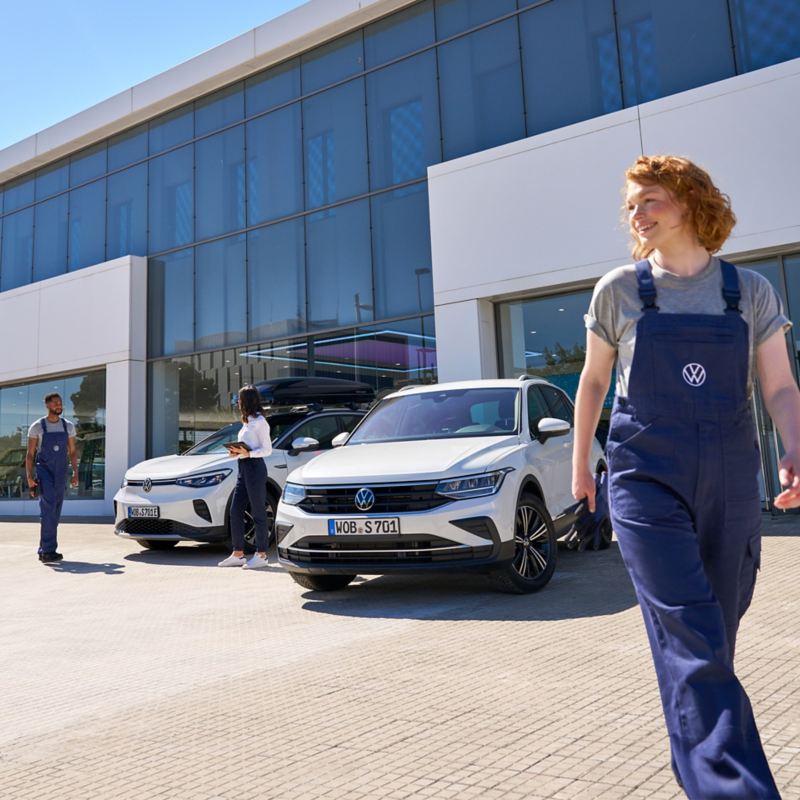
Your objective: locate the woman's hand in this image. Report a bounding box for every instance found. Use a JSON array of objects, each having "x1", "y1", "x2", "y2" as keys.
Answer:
[
  {"x1": 572, "y1": 465, "x2": 597, "y2": 513},
  {"x1": 774, "y1": 450, "x2": 800, "y2": 509}
]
